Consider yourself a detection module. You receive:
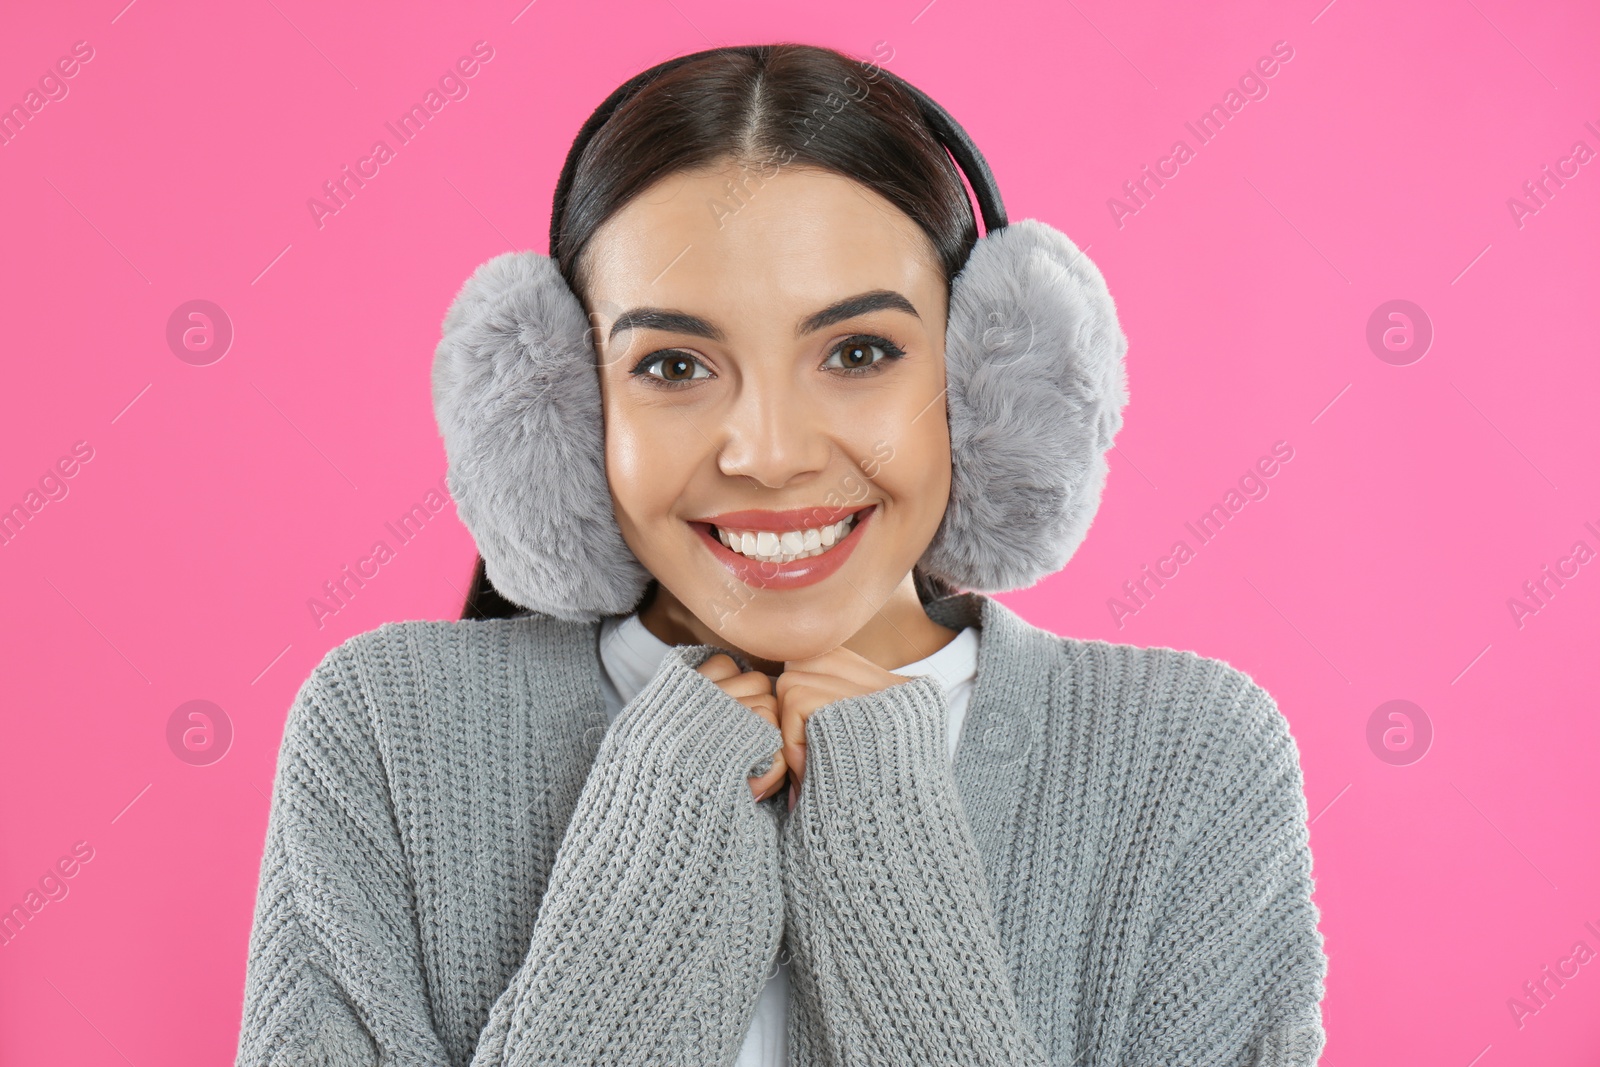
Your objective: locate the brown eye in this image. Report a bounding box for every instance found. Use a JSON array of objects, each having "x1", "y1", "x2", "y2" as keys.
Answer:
[
  {"x1": 838, "y1": 342, "x2": 874, "y2": 368},
  {"x1": 633, "y1": 351, "x2": 712, "y2": 387},
  {"x1": 660, "y1": 355, "x2": 695, "y2": 380},
  {"x1": 823, "y1": 334, "x2": 907, "y2": 375}
]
